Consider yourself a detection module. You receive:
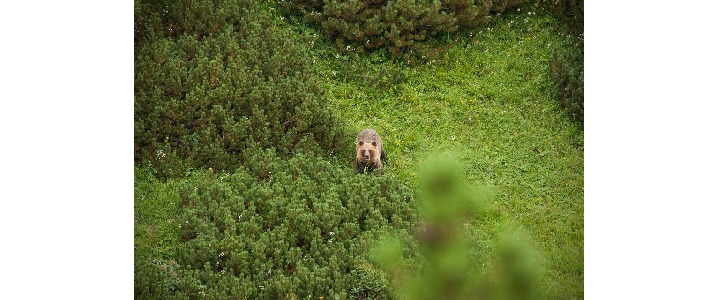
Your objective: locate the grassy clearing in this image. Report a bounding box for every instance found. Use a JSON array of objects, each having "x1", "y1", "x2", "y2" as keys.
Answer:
[
  {"x1": 134, "y1": 167, "x2": 181, "y2": 266},
  {"x1": 309, "y1": 9, "x2": 584, "y2": 298}
]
